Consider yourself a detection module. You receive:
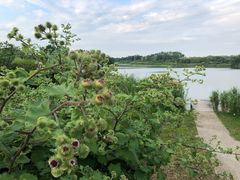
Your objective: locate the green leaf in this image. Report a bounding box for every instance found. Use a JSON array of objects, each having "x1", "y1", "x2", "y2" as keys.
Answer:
[
  {"x1": 46, "y1": 83, "x2": 75, "y2": 97},
  {"x1": 108, "y1": 163, "x2": 122, "y2": 177},
  {"x1": 85, "y1": 138, "x2": 98, "y2": 154},
  {"x1": 25, "y1": 99, "x2": 50, "y2": 122},
  {"x1": 71, "y1": 108, "x2": 81, "y2": 121},
  {"x1": 115, "y1": 132, "x2": 128, "y2": 145},
  {"x1": 0, "y1": 173, "x2": 16, "y2": 180},
  {"x1": 31, "y1": 146, "x2": 50, "y2": 171},
  {"x1": 134, "y1": 170, "x2": 148, "y2": 180},
  {"x1": 19, "y1": 173, "x2": 38, "y2": 180},
  {"x1": 16, "y1": 154, "x2": 30, "y2": 165}
]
